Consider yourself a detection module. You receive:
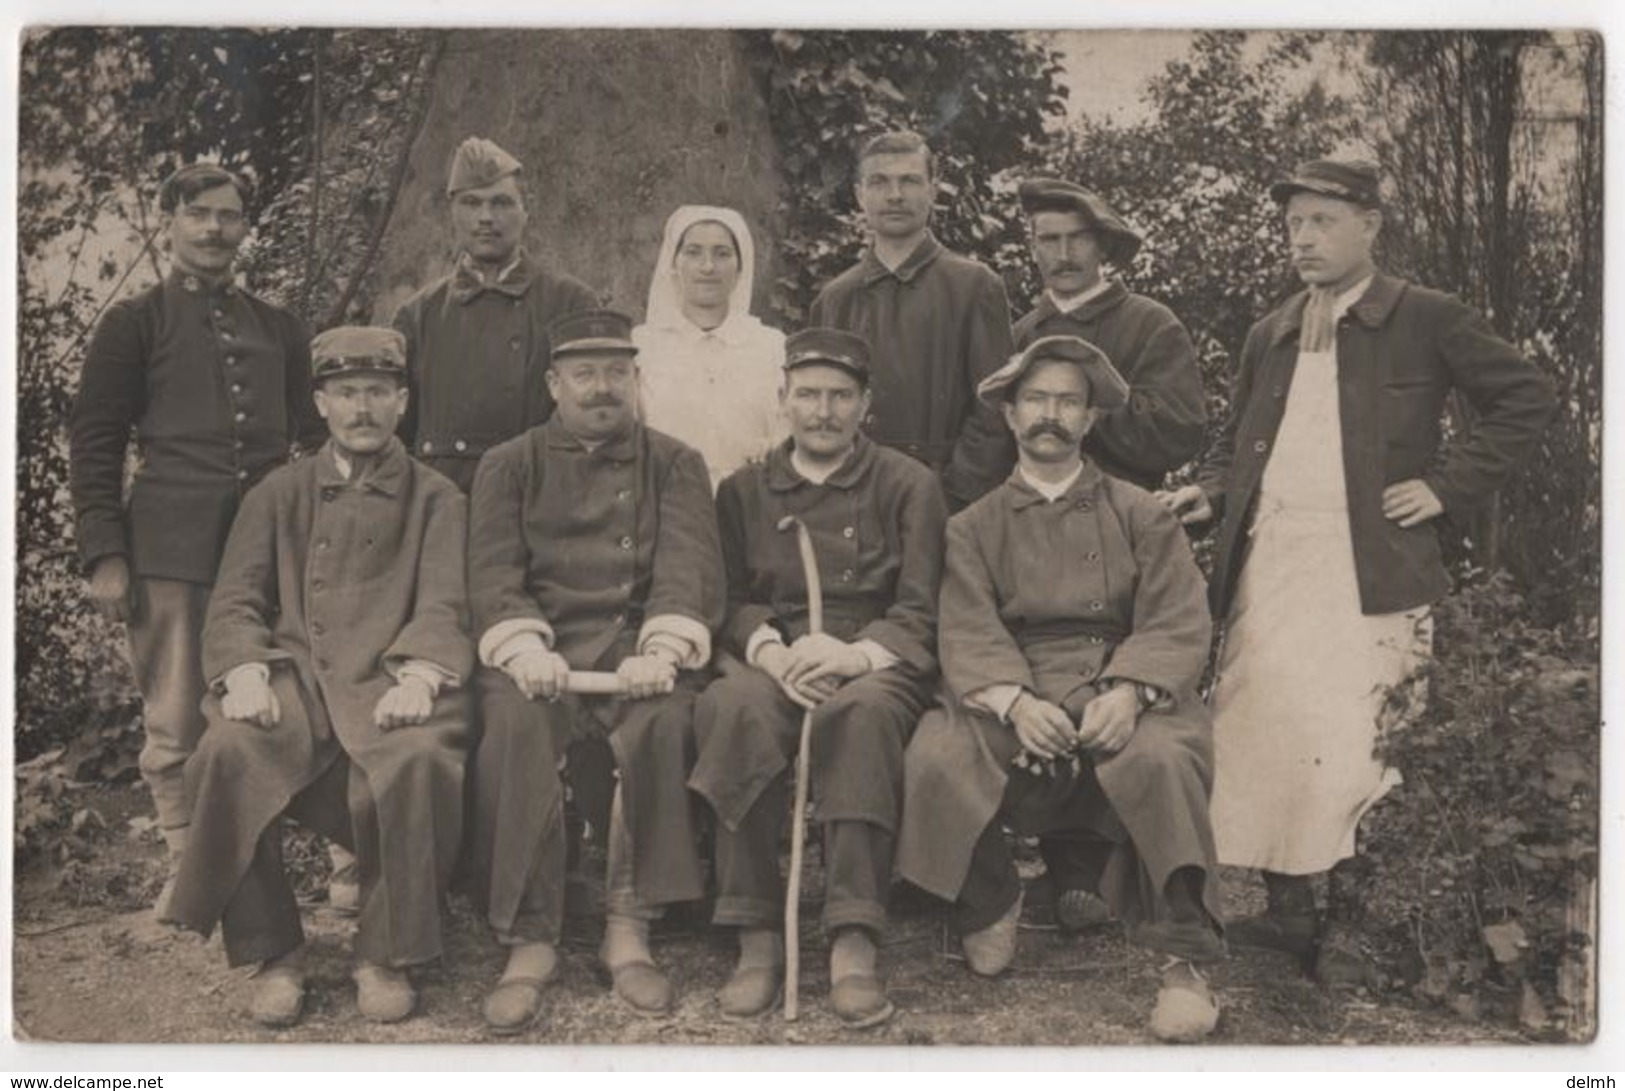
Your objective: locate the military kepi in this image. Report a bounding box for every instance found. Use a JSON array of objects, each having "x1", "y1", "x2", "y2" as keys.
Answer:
[
  {"x1": 1269, "y1": 158, "x2": 1382, "y2": 208},
  {"x1": 447, "y1": 136, "x2": 523, "y2": 196},
  {"x1": 783, "y1": 327, "x2": 871, "y2": 386},
  {"x1": 550, "y1": 310, "x2": 638, "y2": 359},
  {"x1": 310, "y1": 326, "x2": 408, "y2": 386},
  {"x1": 978, "y1": 334, "x2": 1130, "y2": 412},
  {"x1": 1018, "y1": 177, "x2": 1143, "y2": 266}
]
